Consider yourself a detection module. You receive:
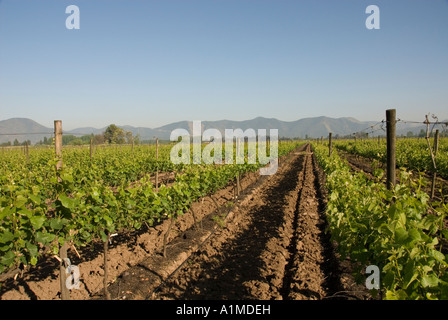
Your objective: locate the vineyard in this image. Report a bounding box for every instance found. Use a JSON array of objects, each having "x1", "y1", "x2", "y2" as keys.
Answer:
[
  {"x1": 313, "y1": 142, "x2": 448, "y2": 299},
  {"x1": 1, "y1": 128, "x2": 448, "y2": 300},
  {"x1": 0, "y1": 138, "x2": 302, "y2": 299},
  {"x1": 335, "y1": 137, "x2": 448, "y2": 180}
]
